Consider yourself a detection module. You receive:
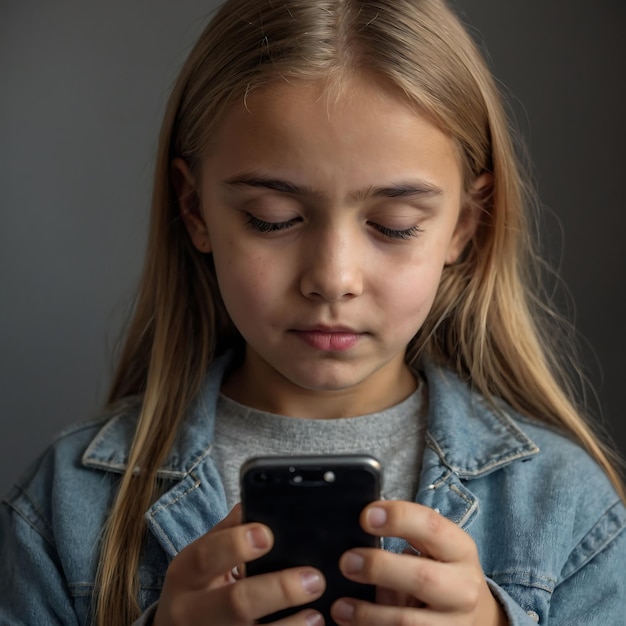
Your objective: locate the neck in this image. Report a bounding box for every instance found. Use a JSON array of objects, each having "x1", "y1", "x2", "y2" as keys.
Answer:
[{"x1": 221, "y1": 354, "x2": 418, "y2": 419}]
